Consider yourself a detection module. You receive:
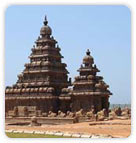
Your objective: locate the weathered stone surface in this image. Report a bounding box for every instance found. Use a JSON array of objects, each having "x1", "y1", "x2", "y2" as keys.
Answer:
[
  {"x1": 42, "y1": 112, "x2": 48, "y2": 117},
  {"x1": 70, "y1": 49, "x2": 112, "y2": 113},
  {"x1": 35, "y1": 131, "x2": 45, "y2": 134},
  {"x1": 5, "y1": 130, "x2": 14, "y2": 133},
  {"x1": 24, "y1": 130, "x2": 34, "y2": 134},
  {"x1": 5, "y1": 15, "x2": 112, "y2": 122},
  {"x1": 13, "y1": 130, "x2": 23, "y2": 133},
  {"x1": 48, "y1": 111, "x2": 57, "y2": 117},
  {"x1": 46, "y1": 131, "x2": 55, "y2": 135},
  {"x1": 63, "y1": 133, "x2": 72, "y2": 137},
  {"x1": 98, "y1": 134, "x2": 112, "y2": 138},
  {"x1": 81, "y1": 134, "x2": 91, "y2": 138},
  {"x1": 72, "y1": 134, "x2": 81, "y2": 138},
  {"x1": 91, "y1": 135, "x2": 101, "y2": 138},
  {"x1": 75, "y1": 109, "x2": 84, "y2": 117},
  {"x1": 66, "y1": 111, "x2": 75, "y2": 118},
  {"x1": 30, "y1": 116, "x2": 41, "y2": 126},
  {"x1": 5, "y1": 16, "x2": 71, "y2": 115},
  {"x1": 114, "y1": 107, "x2": 122, "y2": 116},
  {"x1": 58, "y1": 110, "x2": 66, "y2": 118},
  {"x1": 121, "y1": 107, "x2": 131, "y2": 118},
  {"x1": 54, "y1": 132, "x2": 63, "y2": 136}
]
